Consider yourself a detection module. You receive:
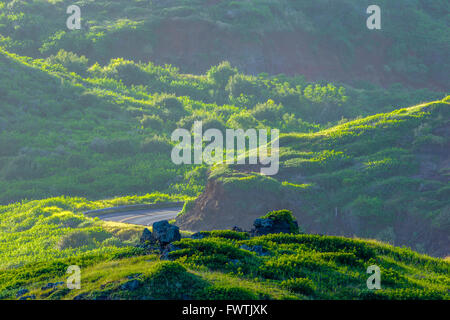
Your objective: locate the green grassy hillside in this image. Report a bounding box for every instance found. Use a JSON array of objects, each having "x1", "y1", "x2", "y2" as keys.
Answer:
[
  {"x1": 179, "y1": 98, "x2": 450, "y2": 257},
  {"x1": 0, "y1": 193, "x2": 191, "y2": 270},
  {"x1": 1, "y1": 48, "x2": 443, "y2": 204},
  {"x1": 0, "y1": 199, "x2": 448, "y2": 300},
  {"x1": 0, "y1": 0, "x2": 448, "y2": 301},
  {"x1": 1, "y1": 0, "x2": 448, "y2": 89}
]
